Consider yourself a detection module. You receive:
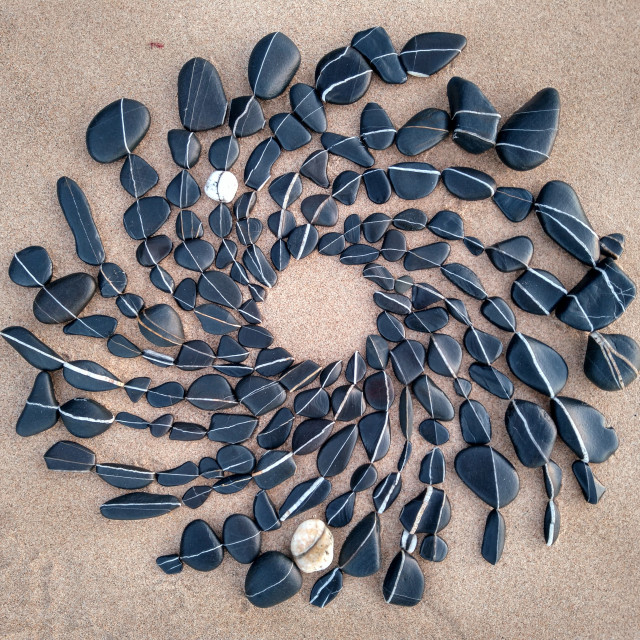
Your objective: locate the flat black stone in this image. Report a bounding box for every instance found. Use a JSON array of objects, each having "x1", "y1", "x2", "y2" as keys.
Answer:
[
  {"x1": 380, "y1": 230, "x2": 407, "y2": 262},
  {"x1": 366, "y1": 334, "x2": 390, "y2": 370},
  {"x1": 157, "y1": 554, "x2": 183, "y2": 575},
  {"x1": 399, "y1": 487, "x2": 451, "y2": 533},
  {"x1": 395, "y1": 275, "x2": 414, "y2": 294},
  {"x1": 394, "y1": 208, "x2": 428, "y2": 231},
  {"x1": 419, "y1": 535, "x2": 448, "y2": 562},
  {"x1": 544, "y1": 500, "x2": 561, "y2": 546},
  {"x1": 321, "y1": 132, "x2": 374, "y2": 167},
  {"x1": 236, "y1": 376, "x2": 286, "y2": 416},
  {"x1": 254, "y1": 347, "x2": 293, "y2": 377},
  {"x1": 270, "y1": 112, "x2": 311, "y2": 150},
  {"x1": 249, "y1": 31, "x2": 300, "y2": 99},
  {"x1": 310, "y1": 567, "x2": 344, "y2": 608},
  {"x1": 57, "y1": 177, "x2": 105, "y2": 265},
  {"x1": 316, "y1": 424, "x2": 358, "y2": 477},
  {"x1": 412, "y1": 375, "x2": 454, "y2": 421},
  {"x1": 556, "y1": 259, "x2": 636, "y2": 331},
  {"x1": 185, "y1": 374, "x2": 236, "y2": 412},
  {"x1": 600, "y1": 233, "x2": 625, "y2": 260},
  {"x1": 398, "y1": 387, "x2": 413, "y2": 440},
  {"x1": 331, "y1": 385, "x2": 365, "y2": 421},
  {"x1": 373, "y1": 472, "x2": 402, "y2": 513},
  {"x1": 463, "y1": 327, "x2": 503, "y2": 364},
  {"x1": 404, "y1": 243, "x2": 451, "y2": 271},
  {"x1": 363, "y1": 371, "x2": 394, "y2": 411},
  {"x1": 339, "y1": 512, "x2": 381, "y2": 577},
  {"x1": 217, "y1": 444, "x2": 256, "y2": 474},
  {"x1": 245, "y1": 551, "x2": 302, "y2": 608},
  {"x1": 208, "y1": 136, "x2": 239, "y2": 171},
  {"x1": 115, "y1": 412, "x2": 147, "y2": 430},
  {"x1": 459, "y1": 399, "x2": 491, "y2": 444},
  {"x1": 198, "y1": 270, "x2": 242, "y2": 310},
  {"x1": 331, "y1": 170, "x2": 361, "y2": 205},
  {"x1": 340, "y1": 244, "x2": 380, "y2": 265},
  {"x1": 442, "y1": 166, "x2": 496, "y2": 200},
  {"x1": 137, "y1": 303, "x2": 184, "y2": 348},
  {"x1": 396, "y1": 108, "x2": 450, "y2": 155},
  {"x1": 506, "y1": 399, "x2": 556, "y2": 467},
  {"x1": 388, "y1": 162, "x2": 440, "y2": 199},
  {"x1": 343, "y1": 213, "x2": 361, "y2": 244},
  {"x1": 455, "y1": 445, "x2": 520, "y2": 509},
  {"x1": 377, "y1": 311, "x2": 406, "y2": 342},
  {"x1": 208, "y1": 205, "x2": 233, "y2": 240},
  {"x1": 63, "y1": 315, "x2": 117, "y2": 340},
  {"x1": 454, "y1": 377, "x2": 473, "y2": 398},
  {"x1": 33, "y1": 273, "x2": 96, "y2": 324},
  {"x1": 149, "y1": 265, "x2": 174, "y2": 294},
  {"x1": 238, "y1": 325, "x2": 274, "y2": 350},
  {"x1": 352, "y1": 26, "x2": 406, "y2": 84},
  {"x1": 244, "y1": 137, "x2": 281, "y2": 191},
  {"x1": 358, "y1": 411, "x2": 390, "y2": 462},
  {"x1": 120, "y1": 154, "x2": 158, "y2": 198},
  {"x1": 149, "y1": 414, "x2": 173, "y2": 437},
  {"x1": 63, "y1": 359, "x2": 121, "y2": 392},
  {"x1": 229, "y1": 95, "x2": 265, "y2": 137},
  {"x1": 223, "y1": 514, "x2": 261, "y2": 564},
  {"x1": 383, "y1": 551, "x2": 424, "y2": 607},
  {"x1": 506, "y1": 332, "x2": 568, "y2": 397},
  {"x1": 419, "y1": 447, "x2": 446, "y2": 484},
  {"x1": 405, "y1": 308, "x2": 450, "y2": 334},
  {"x1": 493, "y1": 186, "x2": 534, "y2": 222},
  {"x1": 428, "y1": 209, "x2": 464, "y2": 240},
  {"x1": 363, "y1": 168, "x2": 392, "y2": 204},
  {"x1": 254, "y1": 490, "x2": 281, "y2": 532},
  {"x1": 315, "y1": 46, "x2": 372, "y2": 104},
  {"x1": 175, "y1": 210, "x2": 204, "y2": 241},
  {"x1": 212, "y1": 474, "x2": 252, "y2": 494},
  {"x1": 208, "y1": 413, "x2": 257, "y2": 444},
  {"x1": 412, "y1": 282, "x2": 445, "y2": 309},
  {"x1": 243, "y1": 244, "x2": 278, "y2": 288},
  {"x1": 387, "y1": 336, "x2": 424, "y2": 387},
  {"x1": 147, "y1": 382, "x2": 185, "y2": 408},
  {"x1": 9, "y1": 246, "x2": 53, "y2": 288},
  {"x1": 374, "y1": 291, "x2": 411, "y2": 315},
  {"x1": 294, "y1": 387, "x2": 330, "y2": 419},
  {"x1": 193, "y1": 303, "x2": 240, "y2": 335},
  {"x1": 448, "y1": 76, "x2": 500, "y2": 154},
  {"x1": 171, "y1": 277, "x2": 195, "y2": 312},
  {"x1": 363, "y1": 263, "x2": 394, "y2": 289},
  {"x1": 362, "y1": 212, "x2": 391, "y2": 243},
  {"x1": 123, "y1": 196, "x2": 171, "y2": 240},
  {"x1": 301, "y1": 195, "x2": 338, "y2": 227},
  {"x1": 427, "y1": 333, "x2": 462, "y2": 378},
  {"x1": 481, "y1": 296, "x2": 517, "y2": 332},
  {"x1": 584, "y1": 332, "x2": 639, "y2": 391},
  {"x1": 496, "y1": 88, "x2": 560, "y2": 171},
  {"x1": 360, "y1": 102, "x2": 396, "y2": 149},
  {"x1": 166, "y1": 170, "x2": 200, "y2": 208},
  {"x1": 180, "y1": 519, "x2": 223, "y2": 571},
  {"x1": 572, "y1": 461, "x2": 606, "y2": 504},
  {"x1": 157, "y1": 461, "x2": 199, "y2": 487},
  {"x1": 100, "y1": 492, "x2": 180, "y2": 520},
  {"x1": 300, "y1": 149, "x2": 330, "y2": 188},
  {"x1": 486, "y1": 236, "x2": 533, "y2": 272},
  {"x1": 16, "y1": 371, "x2": 58, "y2": 437},
  {"x1": 235, "y1": 188, "x2": 258, "y2": 221},
  {"x1": 256, "y1": 407, "x2": 294, "y2": 450},
  {"x1": 268, "y1": 210, "x2": 297, "y2": 240},
  {"x1": 543, "y1": 460, "x2": 563, "y2": 500},
  {"x1": 269, "y1": 173, "x2": 302, "y2": 210},
  {"x1": 236, "y1": 219, "x2": 263, "y2": 247},
  {"x1": 279, "y1": 477, "x2": 332, "y2": 522},
  {"x1": 399, "y1": 32, "x2": 467, "y2": 77},
  {"x1": 140, "y1": 349, "x2": 173, "y2": 369},
  {"x1": 96, "y1": 463, "x2": 154, "y2": 490},
  {"x1": 441, "y1": 263, "x2": 487, "y2": 299},
  {"x1": 511, "y1": 268, "x2": 566, "y2": 316},
  {"x1": 183, "y1": 485, "x2": 213, "y2": 509},
  {"x1": 168, "y1": 129, "x2": 201, "y2": 169},
  {"x1": 290, "y1": 83, "x2": 327, "y2": 133},
  {"x1": 445, "y1": 298, "x2": 471, "y2": 325},
  {"x1": 397, "y1": 440, "x2": 412, "y2": 472},
  {"x1": 253, "y1": 451, "x2": 296, "y2": 490},
  {"x1": 178, "y1": 57, "x2": 227, "y2": 131},
  {"x1": 319, "y1": 361, "x2": 343, "y2": 388},
  {"x1": 199, "y1": 457, "x2": 223, "y2": 479},
  {"x1": 44, "y1": 440, "x2": 95, "y2": 472},
  {"x1": 136, "y1": 235, "x2": 172, "y2": 268},
  {"x1": 419, "y1": 419, "x2": 450, "y2": 446},
  {"x1": 86, "y1": 98, "x2": 149, "y2": 163},
  {"x1": 346, "y1": 351, "x2": 367, "y2": 384},
  {"x1": 175, "y1": 340, "x2": 215, "y2": 371},
  {"x1": 481, "y1": 509, "x2": 506, "y2": 565},
  {"x1": 175, "y1": 238, "x2": 215, "y2": 272}
]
